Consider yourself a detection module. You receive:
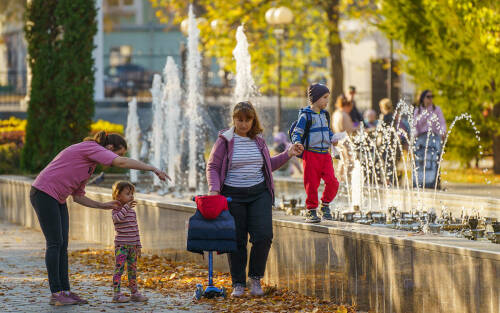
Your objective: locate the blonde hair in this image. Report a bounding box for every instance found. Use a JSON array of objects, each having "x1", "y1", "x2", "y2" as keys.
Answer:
[
  {"x1": 232, "y1": 101, "x2": 263, "y2": 139},
  {"x1": 112, "y1": 181, "x2": 135, "y2": 200},
  {"x1": 379, "y1": 98, "x2": 393, "y2": 114}
]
